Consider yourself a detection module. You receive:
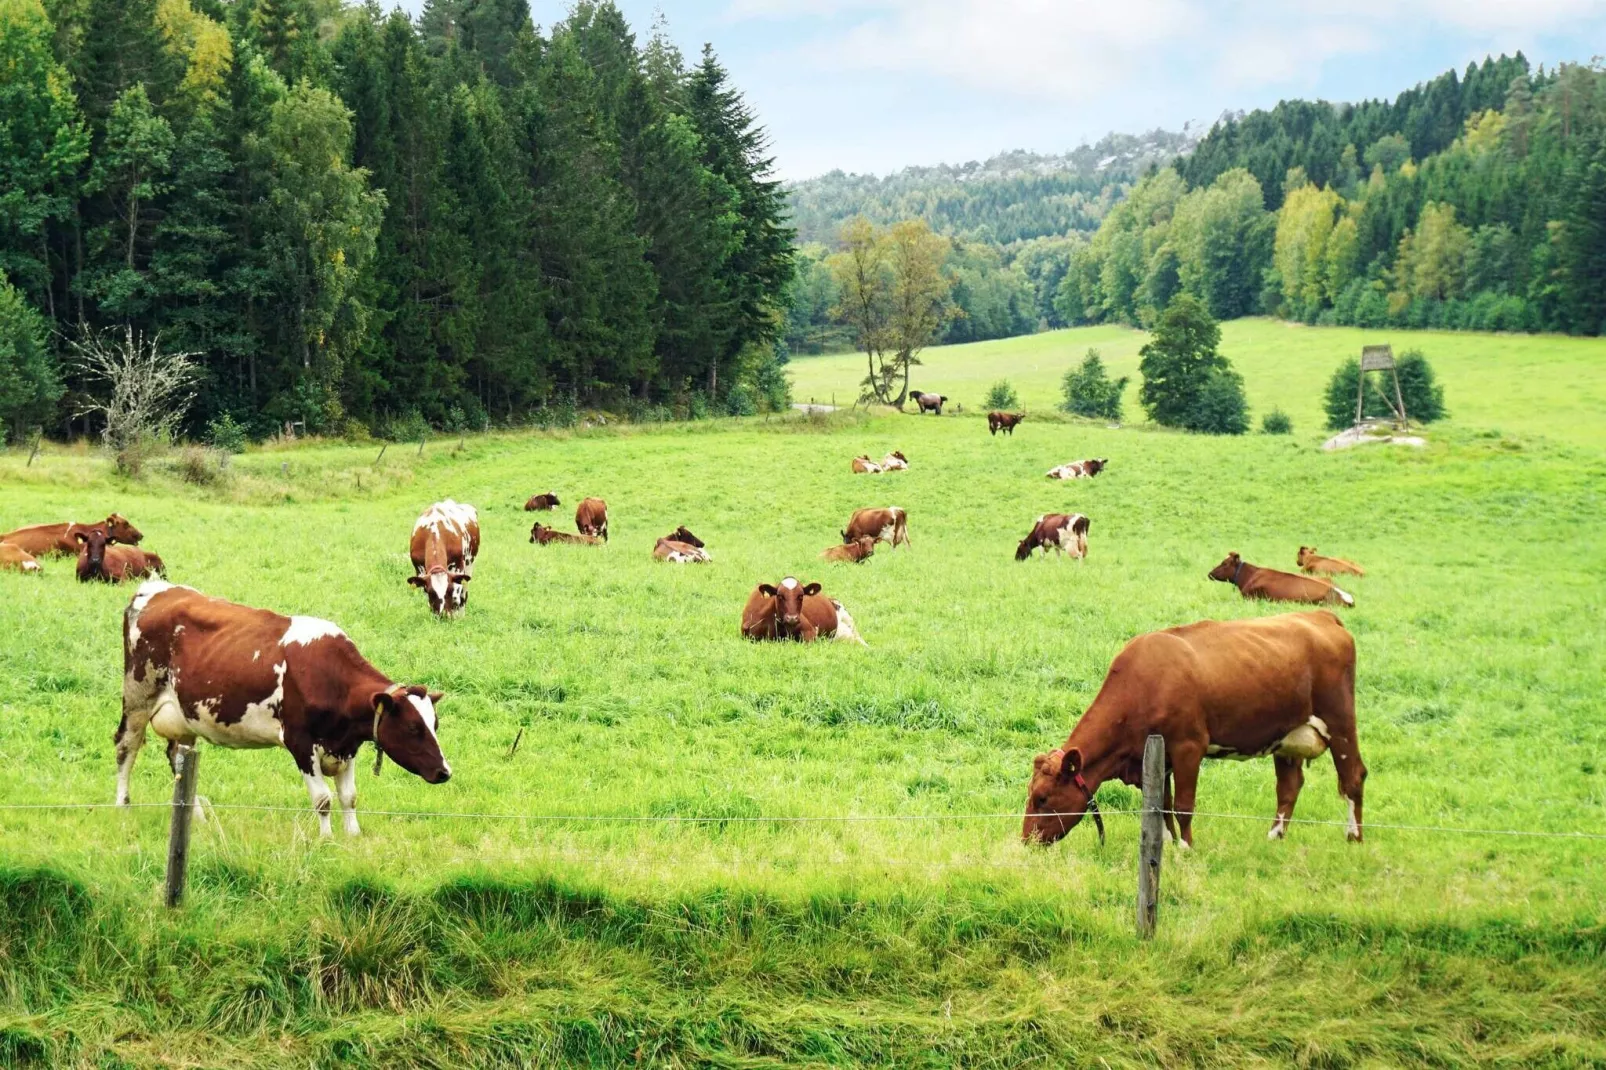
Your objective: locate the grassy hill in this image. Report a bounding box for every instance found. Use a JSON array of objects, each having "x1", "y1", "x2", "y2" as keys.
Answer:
[{"x1": 2, "y1": 324, "x2": 1604, "y2": 1066}]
